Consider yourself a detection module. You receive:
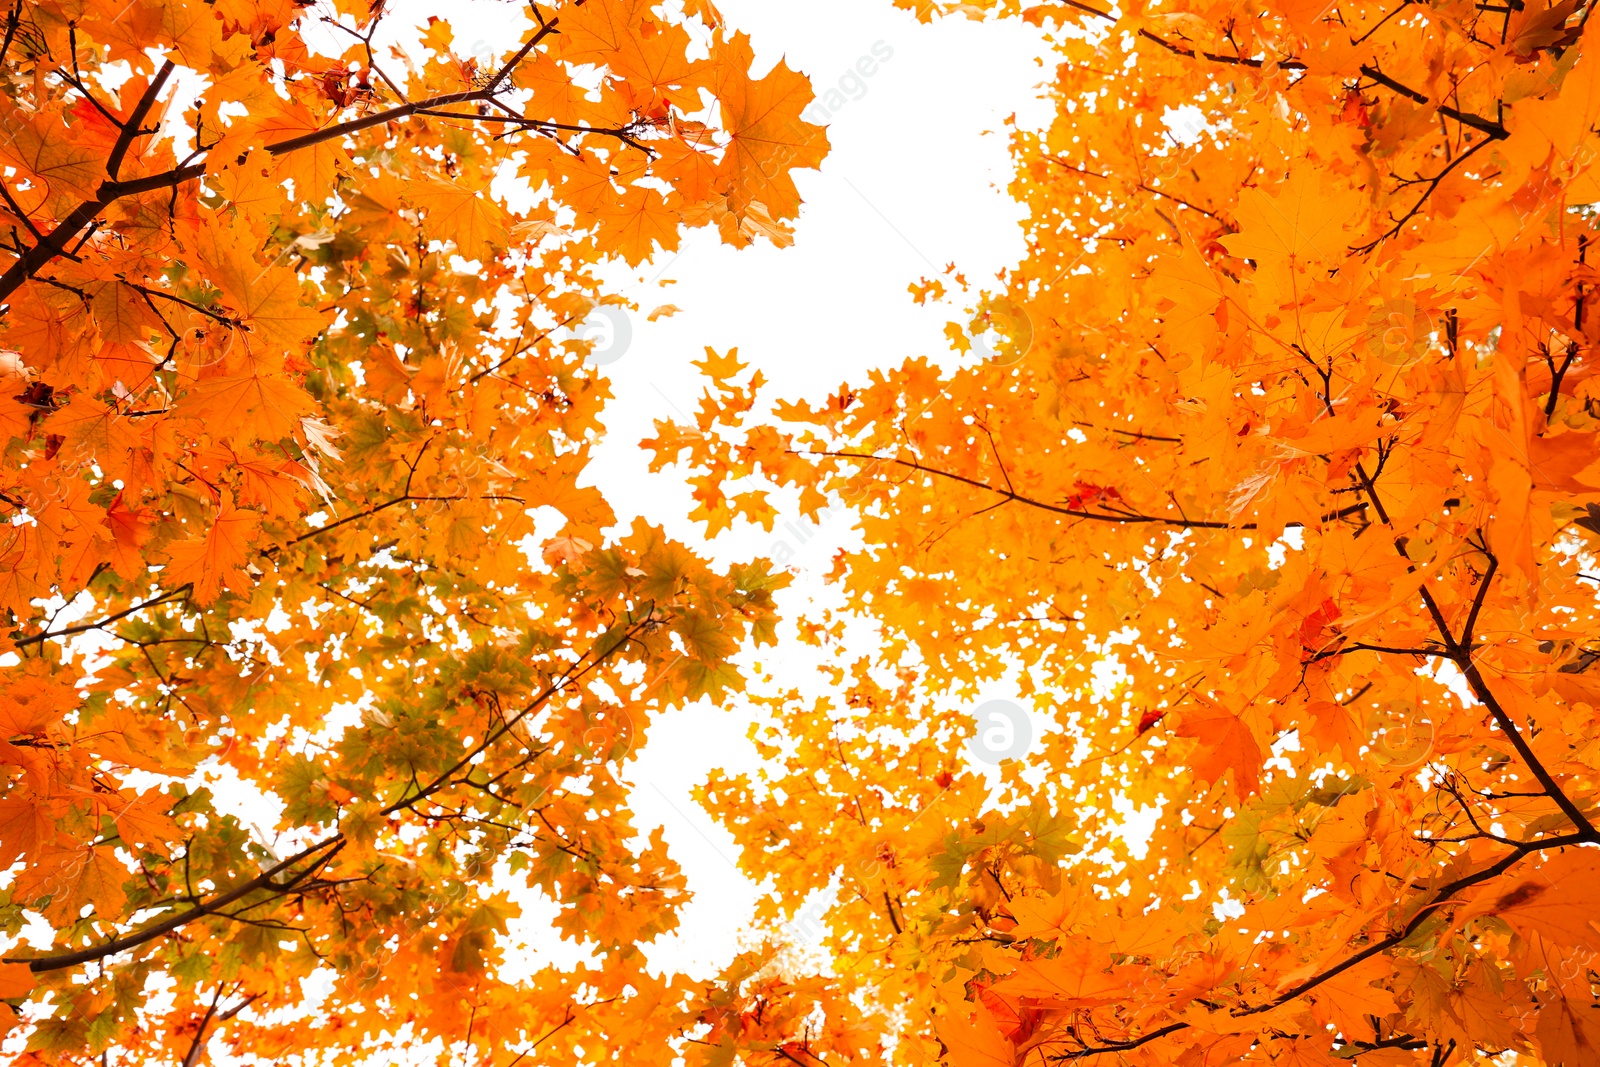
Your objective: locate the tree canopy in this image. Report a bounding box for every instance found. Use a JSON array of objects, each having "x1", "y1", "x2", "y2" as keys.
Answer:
[
  {"x1": 658, "y1": 0, "x2": 1600, "y2": 1063},
  {"x1": 5, "y1": 0, "x2": 1600, "y2": 1065},
  {"x1": 0, "y1": 0, "x2": 819, "y2": 1061}
]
